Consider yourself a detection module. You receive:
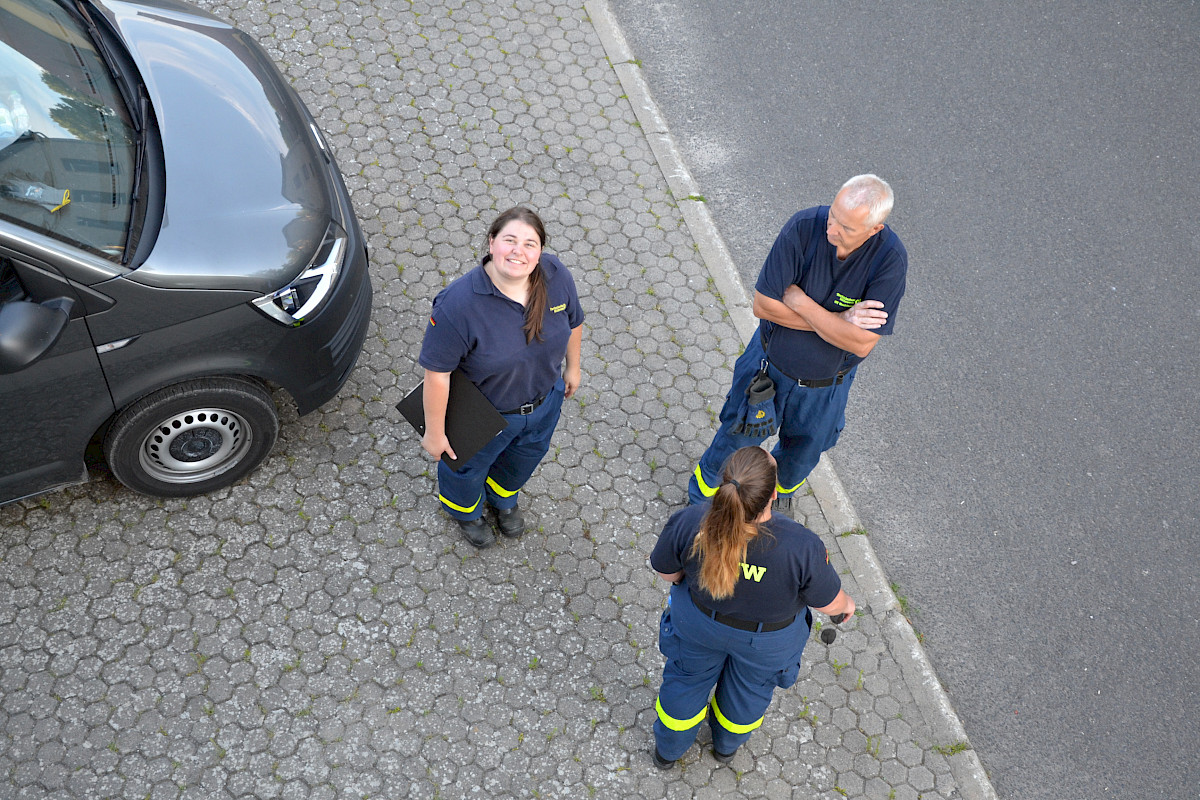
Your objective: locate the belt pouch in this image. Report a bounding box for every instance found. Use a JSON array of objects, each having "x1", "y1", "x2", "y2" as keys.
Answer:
[{"x1": 732, "y1": 360, "x2": 778, "y2": 437}]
